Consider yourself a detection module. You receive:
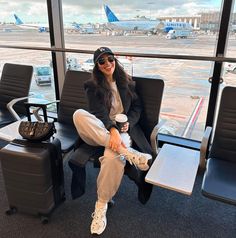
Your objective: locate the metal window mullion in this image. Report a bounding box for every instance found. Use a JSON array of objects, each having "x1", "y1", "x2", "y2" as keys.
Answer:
[
  {"x1": 47, "y1": 0, "x2": 65, "y2": 99},
  {"x1": 206, "y1": 0, "x2": 234, "y2": 128}
]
